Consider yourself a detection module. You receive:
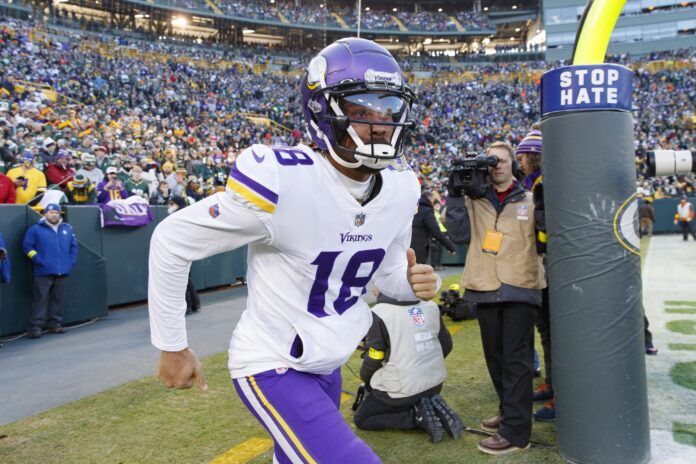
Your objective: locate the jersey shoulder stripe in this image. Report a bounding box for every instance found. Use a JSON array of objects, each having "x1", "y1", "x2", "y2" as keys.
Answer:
[
  {"x1": 226, "y1": 145, "x2": 281, "y2": 214},
  {"x1": 227, "y1": 164, "x2": 278, "y2": 213}
]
